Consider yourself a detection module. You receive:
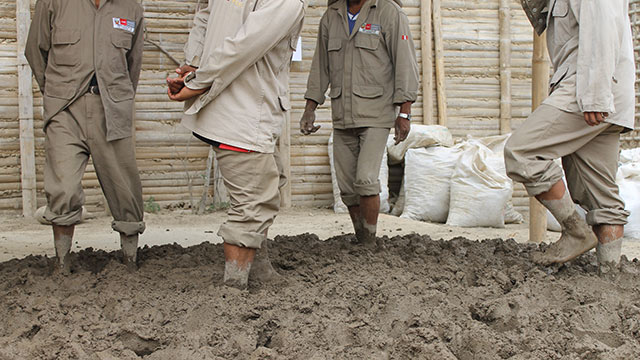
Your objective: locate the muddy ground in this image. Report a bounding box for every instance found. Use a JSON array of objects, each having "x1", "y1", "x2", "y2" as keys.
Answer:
[{"x1": 1, "y1": 231, "x2": 639, "y2": 359}]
